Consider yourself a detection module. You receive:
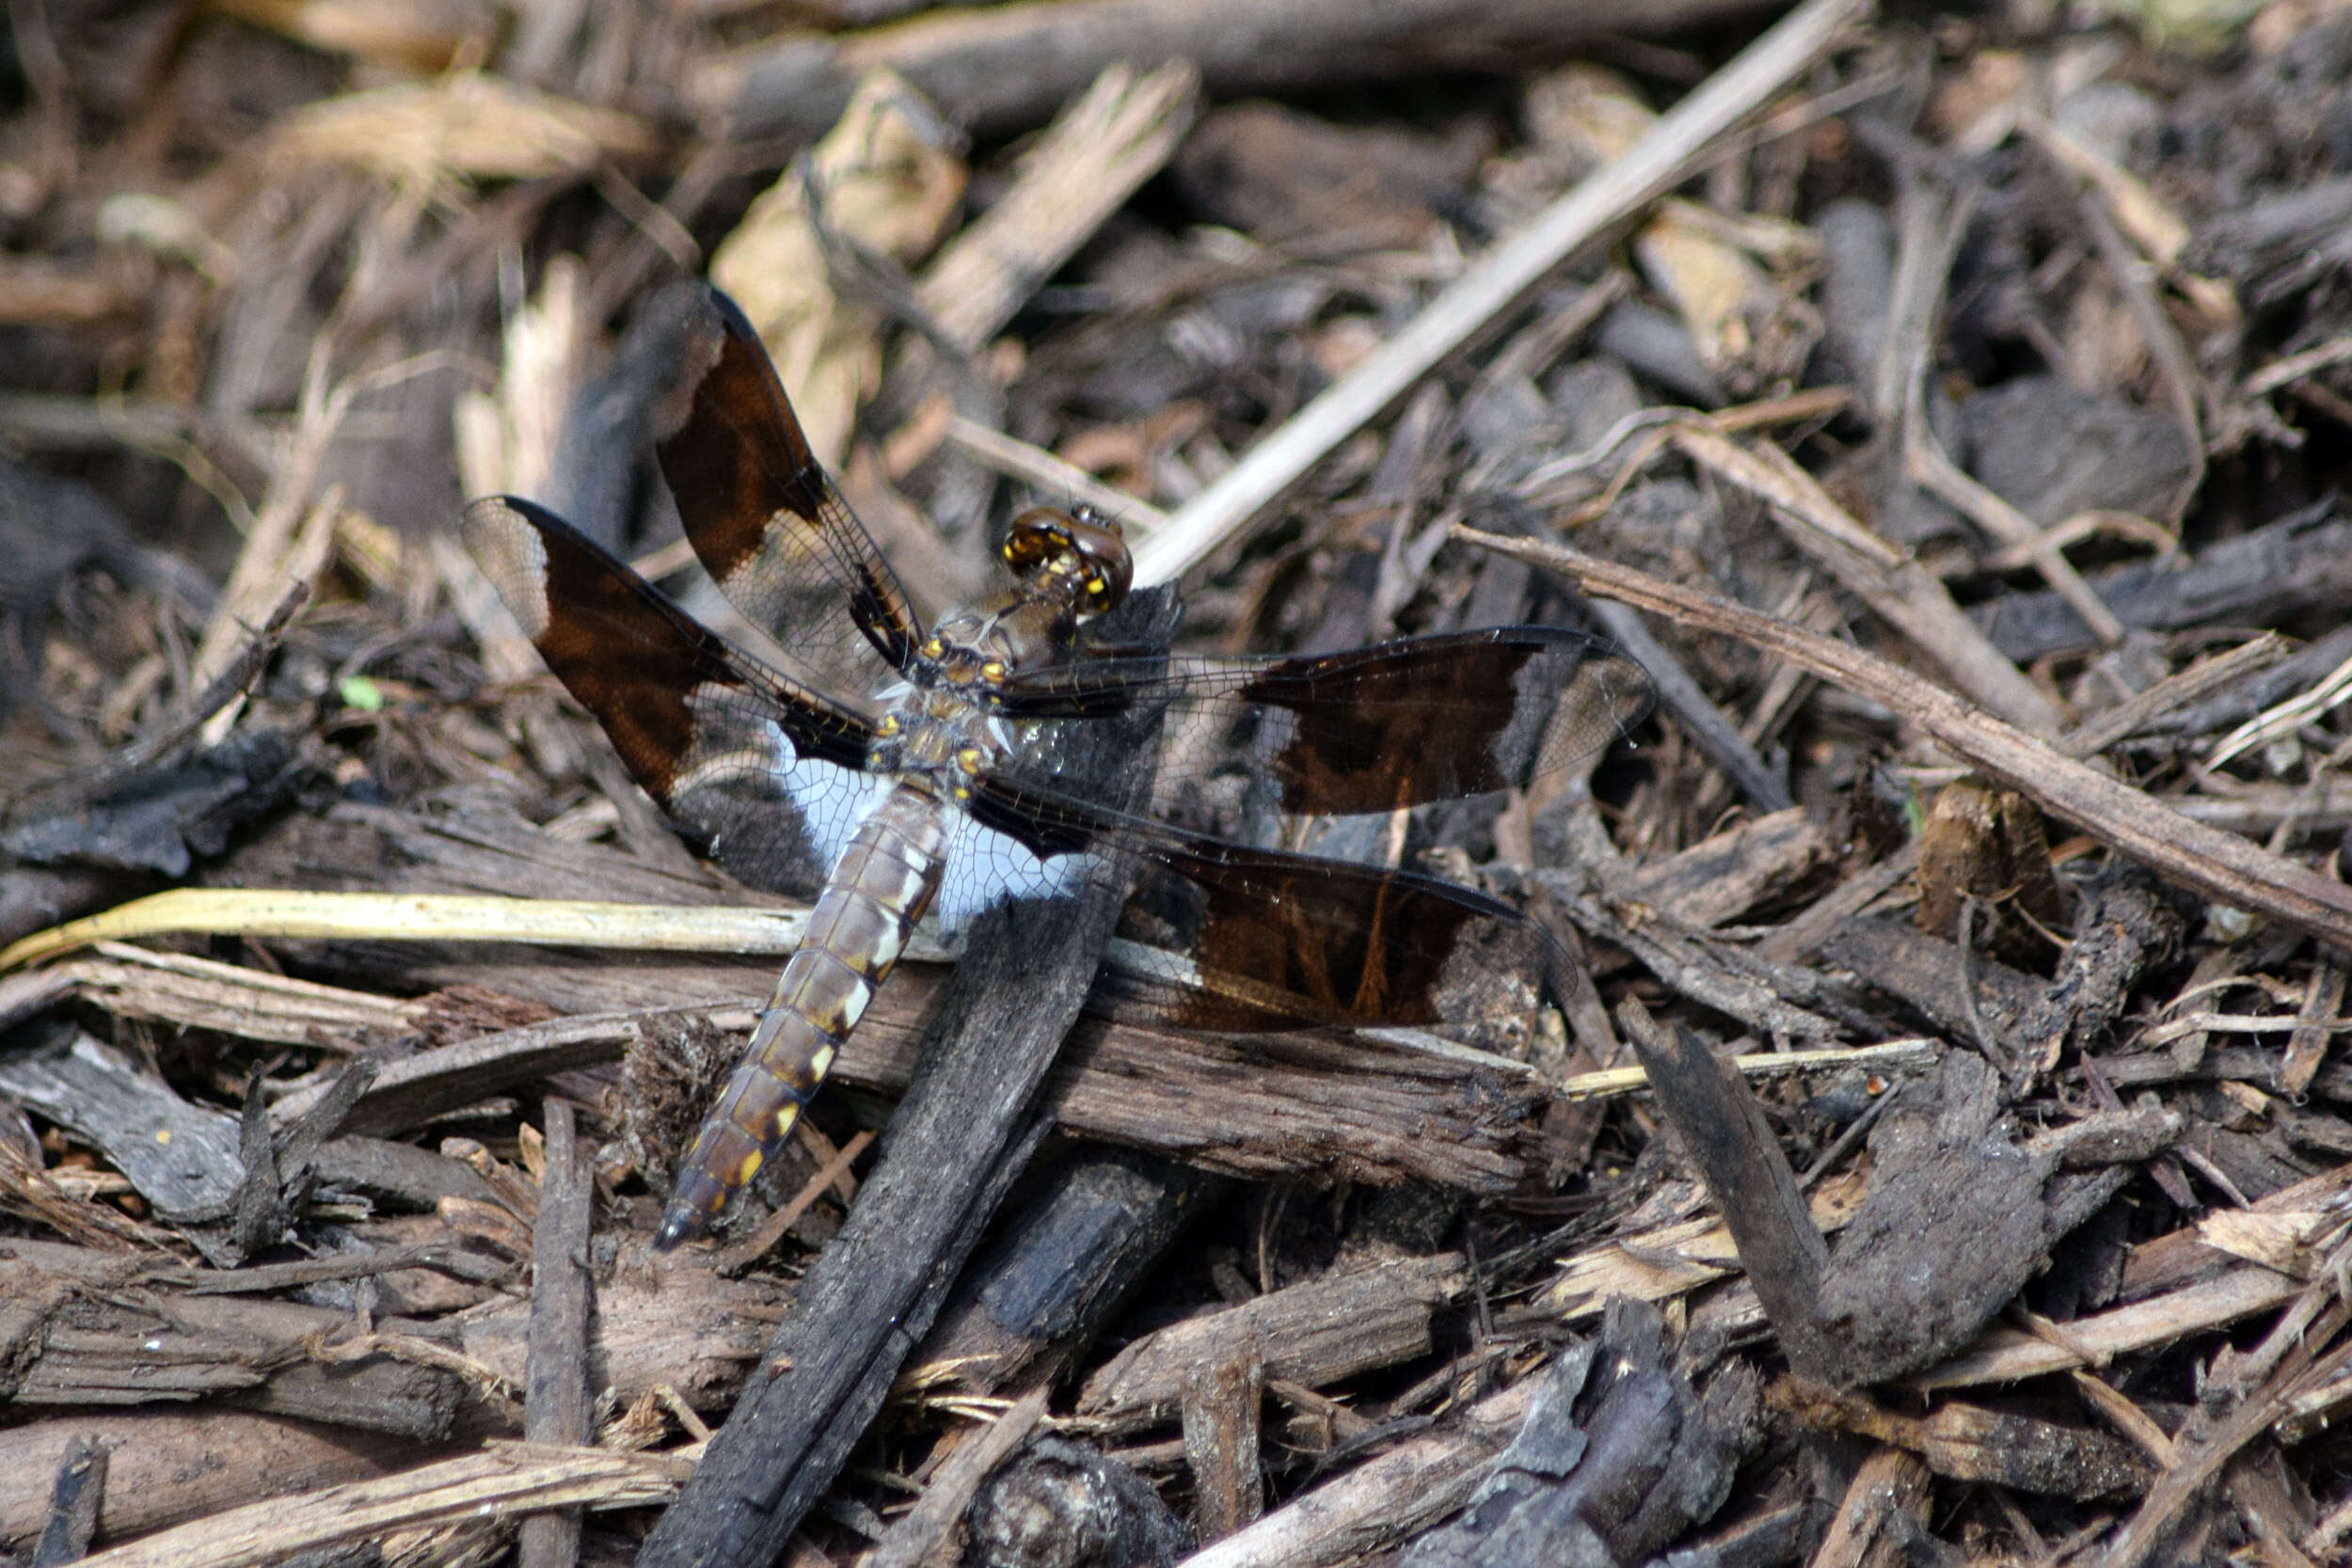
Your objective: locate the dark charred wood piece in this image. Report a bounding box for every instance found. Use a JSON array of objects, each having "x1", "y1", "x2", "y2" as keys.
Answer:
[
  {"x1": 1617, "y1": 807, "x2": 1833, "y2": 933},
  {"x1": 1552, "y1": 889, "x2": 1850, "y2": 1043},
  {"x1": 964, "y1": 1436, "x2": 1190, "y2": 1568},
  {"x1": 30, "y1": 1433, "x2": 103, "y2": 1568},
  {"x1": 307, "y1": 1135, "x2": 504, "y2": 1216},
  {"x1": 1819, "y1": 917, "x2": 2042, "y2": 1053},
  {"x1": 914, "y1": 1148, "x2": 1227, "y2": 1396},
  {"x1": 214, "y1": 1055, "x2": 380, "y2": 1261},
  {"x1": 0, "y1": 1026, "x2": 245, "y2": 1217},
  {"x1": 0, "y1": 727, "x2": 308, "y2": 879}
]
